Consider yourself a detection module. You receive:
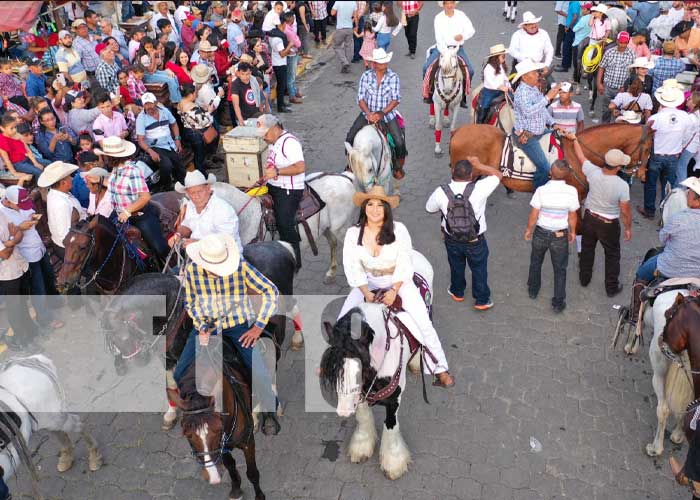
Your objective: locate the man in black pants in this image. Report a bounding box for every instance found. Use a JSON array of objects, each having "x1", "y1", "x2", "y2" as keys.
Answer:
[
  {"x1": 257, "y1": 114, "x2": 306, "y2": 270},
  {"x1": 402, "y1": 1, "x2": 424, "y2": 59},
  {"x1": 268, "y1": 25, "x2": 294, "y2": 113}
]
